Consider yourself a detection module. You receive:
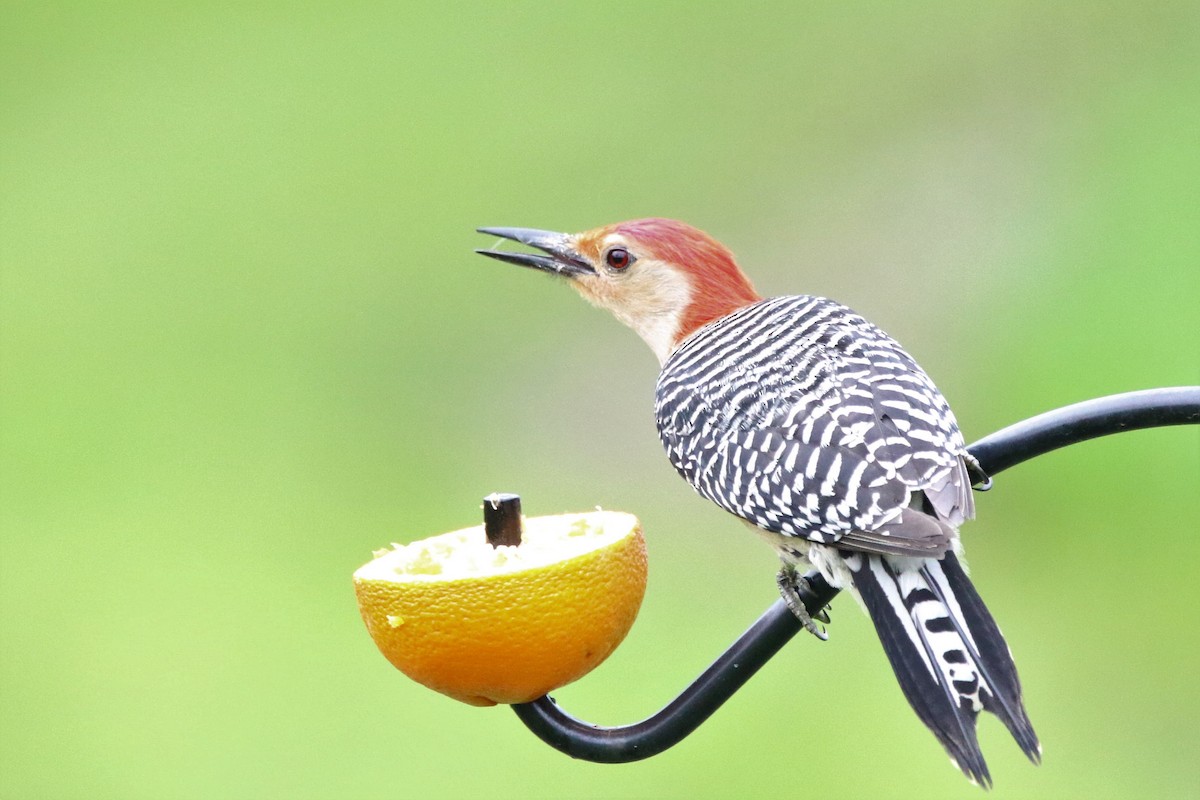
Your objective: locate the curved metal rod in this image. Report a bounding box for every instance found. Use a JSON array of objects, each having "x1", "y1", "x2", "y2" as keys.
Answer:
[{"x1": 511, "y1": 387, "x2": 1200, "y2": 763}]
